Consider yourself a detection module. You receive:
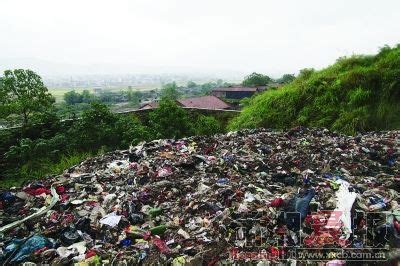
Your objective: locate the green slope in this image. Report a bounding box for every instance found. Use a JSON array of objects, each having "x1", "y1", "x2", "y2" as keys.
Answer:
[{"x1": 229, "y1": 45, "x2": 400, "y2": 134}]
